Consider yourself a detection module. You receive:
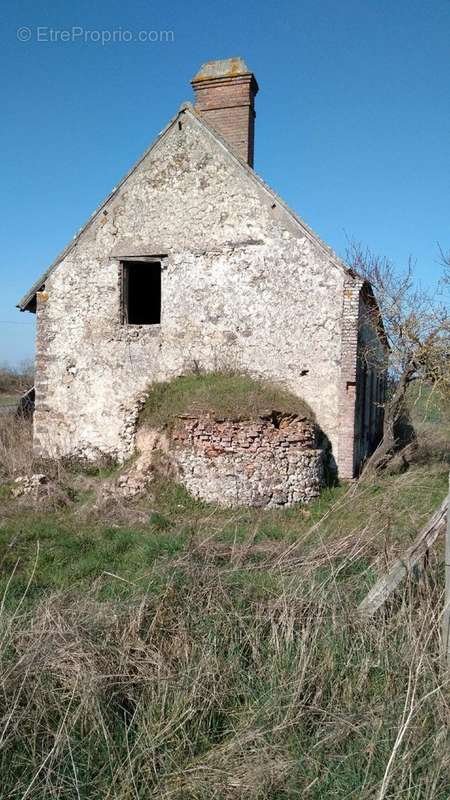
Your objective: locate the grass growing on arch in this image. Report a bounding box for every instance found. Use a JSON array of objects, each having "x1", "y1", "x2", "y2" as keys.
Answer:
[{"x1": 139, "y1": 370, "x2": 314, "y2": 429}]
